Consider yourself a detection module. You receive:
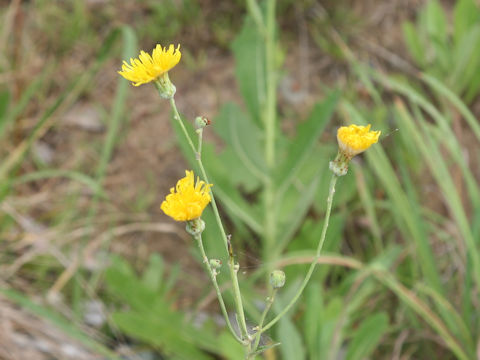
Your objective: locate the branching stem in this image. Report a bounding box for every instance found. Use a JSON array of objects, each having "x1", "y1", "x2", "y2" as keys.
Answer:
[
  {"x1": 194, "y1": 233, "x2": 244, "y2": 343},
  {"x1": 258, "y1": 175, "x2": 338, "y2": 335},
  {"x1": 168, "y1": 96, "x2": 250, "y2": 343}
]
